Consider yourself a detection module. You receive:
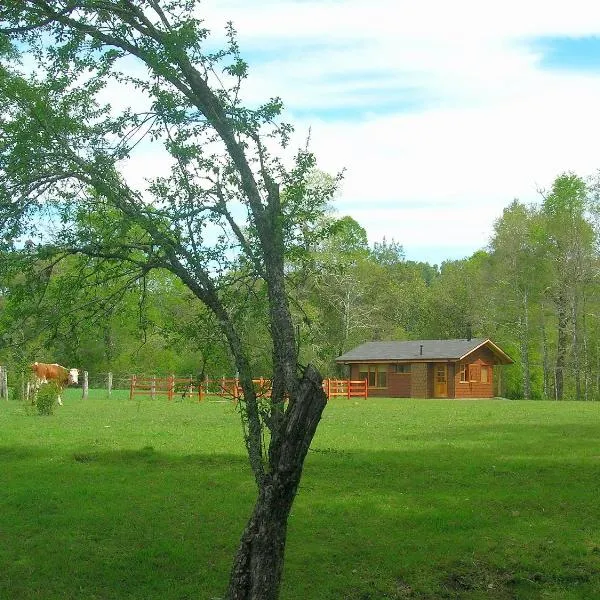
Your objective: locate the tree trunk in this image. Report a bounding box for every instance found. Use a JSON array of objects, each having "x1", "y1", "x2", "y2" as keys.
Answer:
[
  {"x1": 555, "y1": 301, "x2": 569, "y2": 401},
  {"x1": 572, "y1": 298, "x2": 581, "y2": 400},
  {"x1": 520, "y1": 289, "x2": 531, "y2": 400},
  {"x1": 541, "y1": 313, "x2": 550, "y2": 400},
  {"x1": 227, "y1": 365, "x2": 327, "y2": 600},
  {"x1": 227, "y1": 476, "x2": 295, "y2": 600},
  {"x1": 581, "y1": 300, "x2": 589, "y2": 401}
]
